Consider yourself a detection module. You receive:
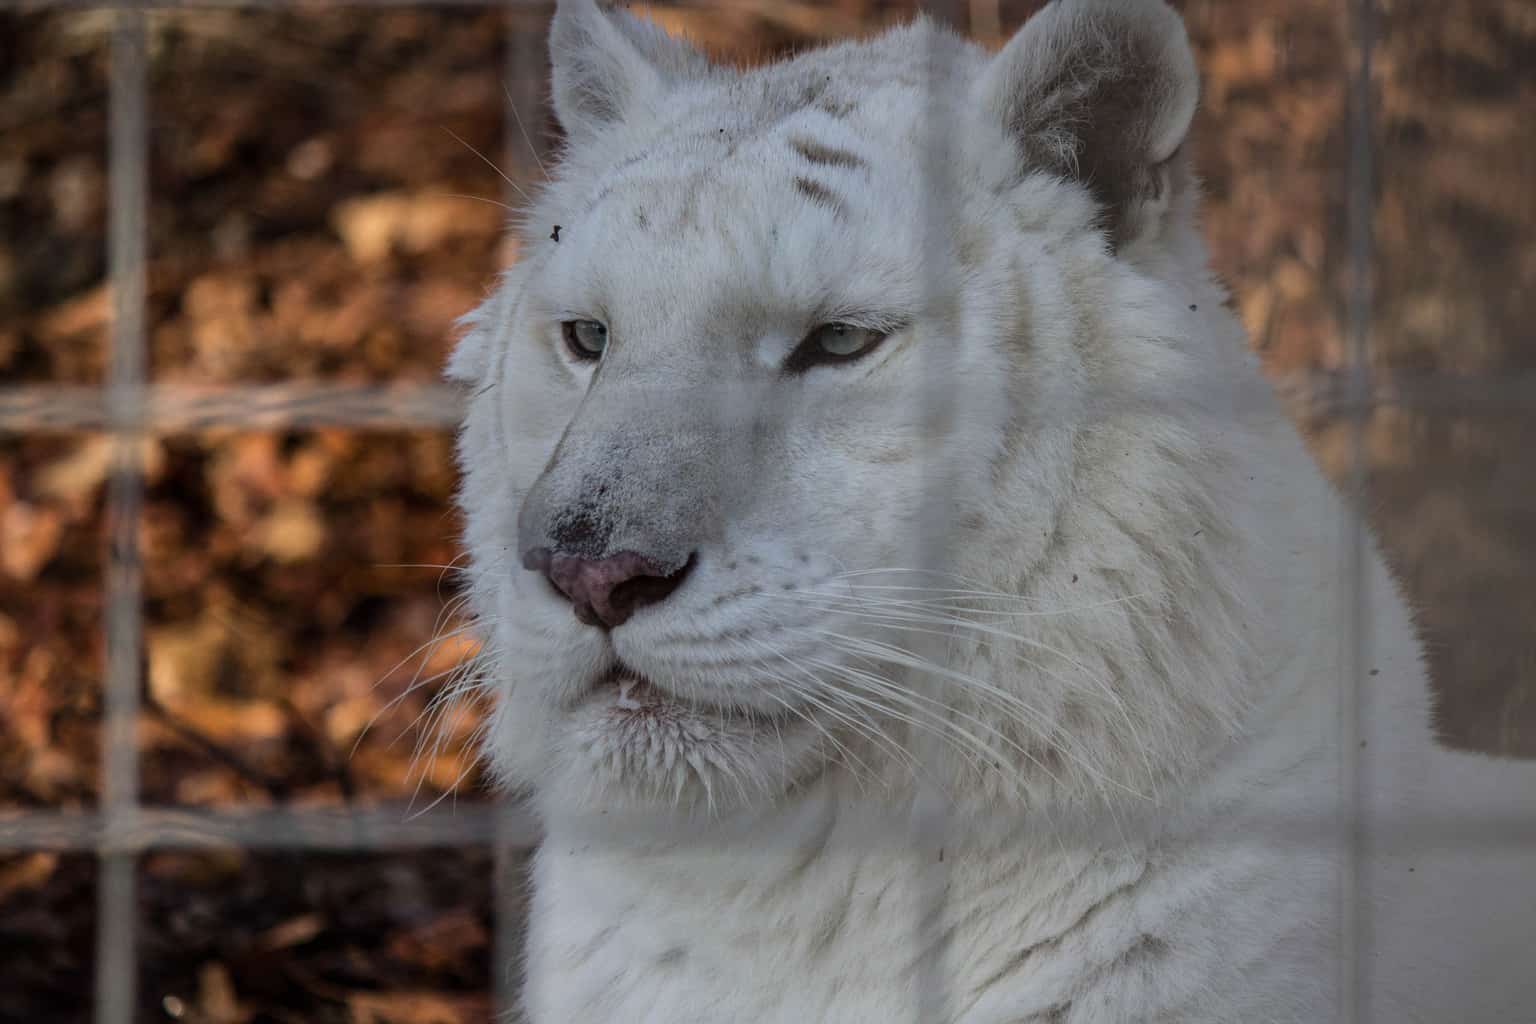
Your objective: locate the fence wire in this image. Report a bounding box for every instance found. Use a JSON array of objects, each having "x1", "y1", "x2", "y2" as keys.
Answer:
[{"x1": 94, "y1": 11, "x2": 148, "y2": 1024}]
